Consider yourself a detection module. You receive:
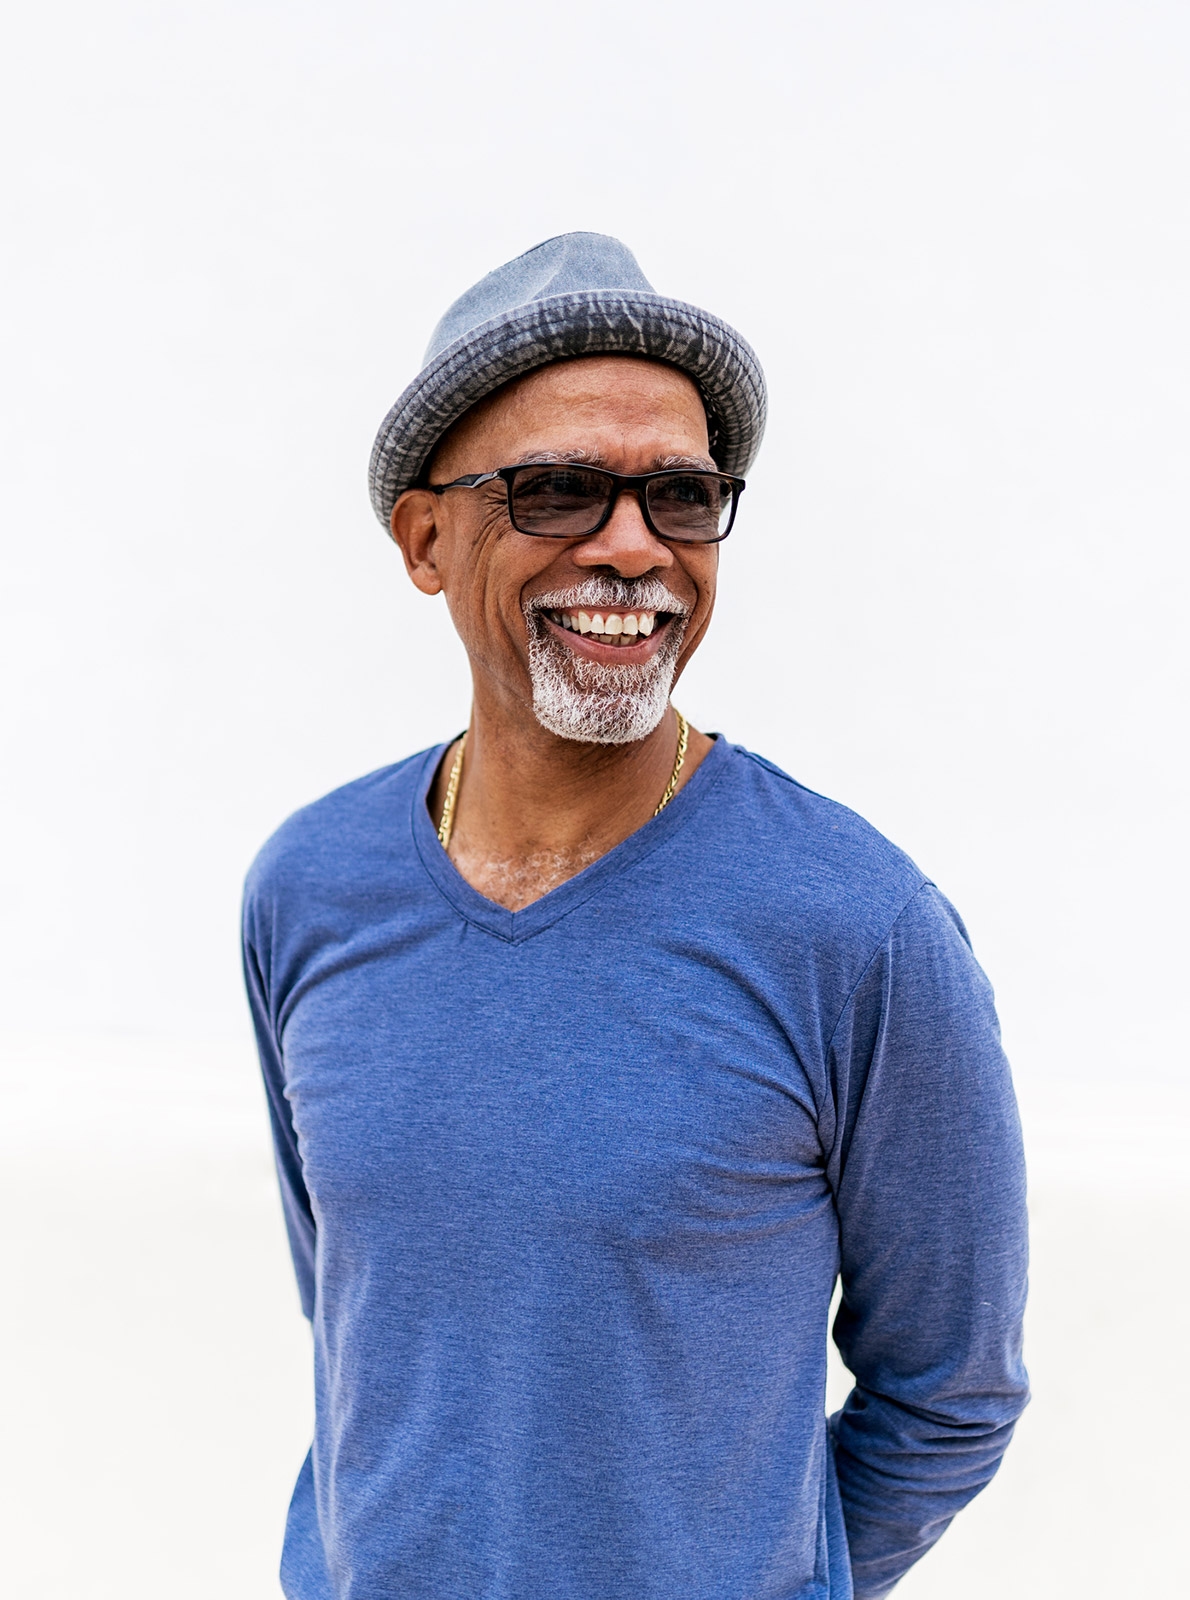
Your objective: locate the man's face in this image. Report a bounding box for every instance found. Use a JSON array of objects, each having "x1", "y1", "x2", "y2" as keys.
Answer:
[{"x1": 392, "y1": 355, "x2": 719, "y2": 744}]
